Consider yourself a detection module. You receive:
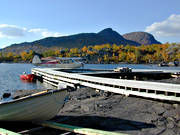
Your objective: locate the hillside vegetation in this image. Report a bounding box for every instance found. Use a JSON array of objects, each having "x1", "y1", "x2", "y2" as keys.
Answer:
[{"x1": 0, "y1": 43, "x2": 179, "y2": 64}]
